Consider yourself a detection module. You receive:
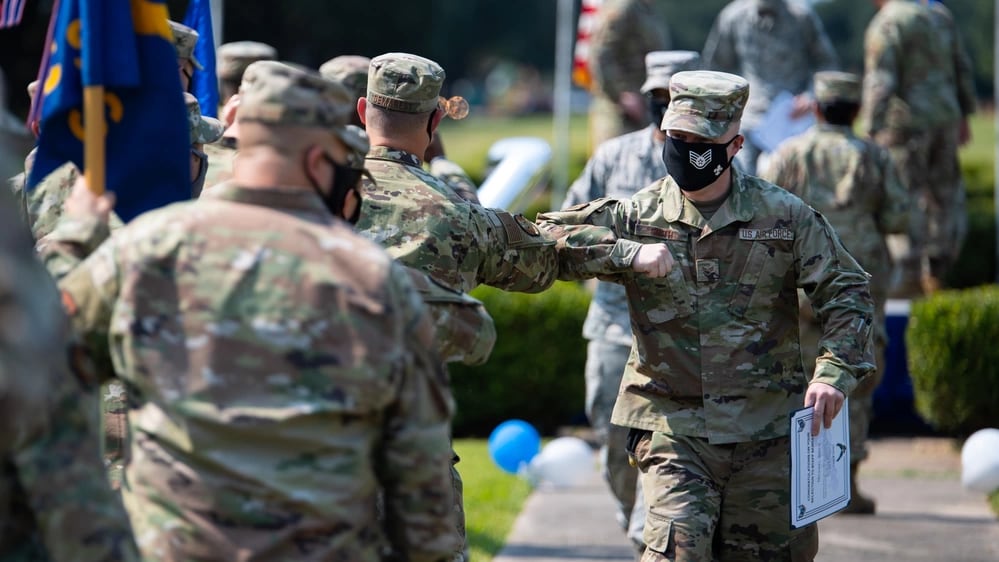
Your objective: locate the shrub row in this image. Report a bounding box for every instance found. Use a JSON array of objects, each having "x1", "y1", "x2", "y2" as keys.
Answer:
[{"x1": 449, "y1": 281, "x2": 590, "y2": 437}]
